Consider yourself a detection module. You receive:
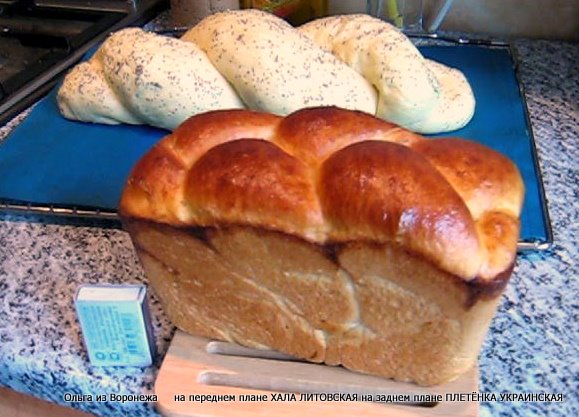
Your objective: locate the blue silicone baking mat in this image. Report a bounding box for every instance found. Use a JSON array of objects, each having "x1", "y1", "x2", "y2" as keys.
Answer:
[{"x1": 0, "y1": 44, "x2": 552, "y2": 248}]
